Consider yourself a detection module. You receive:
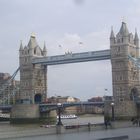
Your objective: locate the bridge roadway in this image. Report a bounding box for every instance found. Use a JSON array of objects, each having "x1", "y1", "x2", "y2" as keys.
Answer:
[
  {"x1": 2, "y1": 100, "x2": 140, "y2": 113},
  {"x1": 0, "y1": 101, "x2": 104, "y2": 113},
  {"x1": 32, "y1": 49, "x2": 111, "y2": 65},
  {"x1": 39, "y1": 101, "x2": 104, "y2": 113}
]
